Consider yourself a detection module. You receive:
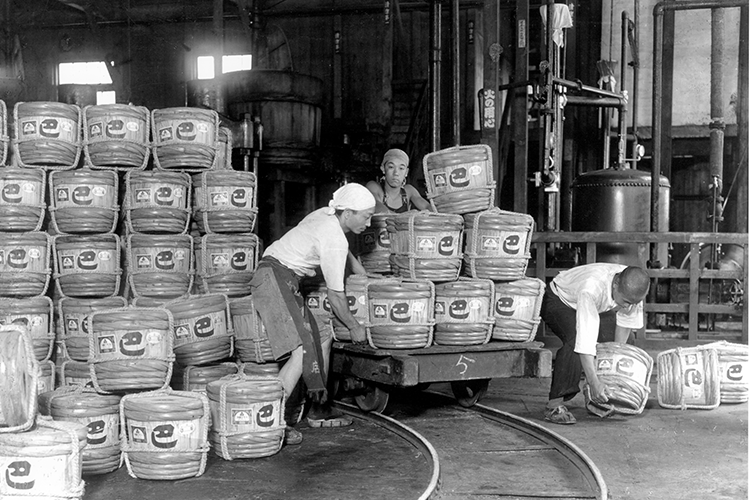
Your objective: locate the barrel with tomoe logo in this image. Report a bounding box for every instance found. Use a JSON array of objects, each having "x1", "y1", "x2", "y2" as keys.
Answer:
[
  {"x1": 125, "y1": 171, "x2": 191, "y2": 234},
  {"x1": 0, "y1": 296, "x2": 55, "y2": 361},
  {"x1": 127, "y1": 234, "x2": 193, "y2": 299},
  {"x1": 330, "y1": 274, "x2": 373, "y2": 342},
  {"x1": 195, "y1": 233, "x2": 259, "y2": 296},
  {"x1": 13, "y1": 101, "x2": 82, "y2": 170},
  {"x1": 229, "y1": 296, "x2": 275, "y2": 364},
  {"x1": 491, "y1": 278, "x2": 545, "y2": 342},
  {"x1": 700, "y1": 341, "x2": 748, "y2": 404},
  {"x1": 386, "y1": 212, "x2": 464, "y2": 282},
  {"x1": 422, "y1": 144, "x2": 495, "y2": 214},
  {"x1": 83, "y1": 103, "x2": 150, "y2": 171},
  {"x1": 59, "y1": 297, "x2": 128, "y2": 362},
  {"x1": 120, "y1": 389, "x2": 210, "y2": 480},
  {"x1": 49, "y1": 169, "x2": 119, "y2": 234},
  {"x1": 463, "y1": 208, "x2": 535, "y2": 281},
  {"x1": 355, "y1": 214, "x2": 392, "y2": 275},
  {"x1": 53, "y1": 233, "x2": 121, "y2": 298},
  {"x1": 366, "y1": 279, "x2": 435, "y2": 349},
  {"x1": 88, "y1": 307, "x2": 175, "y2": 393},
  {"x1": 152, "y1": 107, "x2": 219, "y2": 172},
  {"x1": 192, "y1": 170, "x2": 257, "y2": 234},
  {"x1": 0, "y1": 168, "x2": 45, "y2": 232},
  {"x1": 657, "y1": 346, "x2": 721, "y2": 410},
  {"x1": 433, "y1": 279, "x2": 494, "y2": 346},
  {"x1": 172, "y1": 362, "x2": 239, "y2": 393},
  {"x1": 0, "y1": 231, "x2": 51, "y2": 297},
  {"x1": 585, "y1": 342, "x2": 654, "y2": 416}
]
